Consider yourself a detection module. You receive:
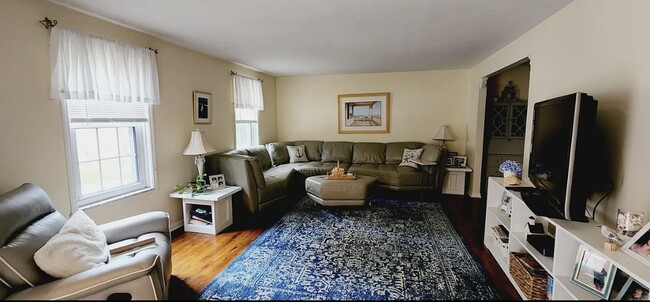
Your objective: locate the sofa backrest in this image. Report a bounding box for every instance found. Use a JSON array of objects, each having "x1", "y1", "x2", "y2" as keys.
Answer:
[
  {"x1": 352, "y1": 143, "x2": 386, "y2": 164},
  {"x1": 321, "y1": 141, "x2": 354, "y2": 163},
  {"x1": 246, "y1": 145, "x2": 273, "y2": 170},
  {"x1": 293, "y1": 140, "x2": 323, "y2": 161},
  {"x1": 0, "y1": 183, "x2": 67, "y2": 296},
  {"x1": 385, "y1": 142, "x2": 425, "y2": 164},
  {"x1": 266, "y1": 141, "x2": 293, "y2": 166}
]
